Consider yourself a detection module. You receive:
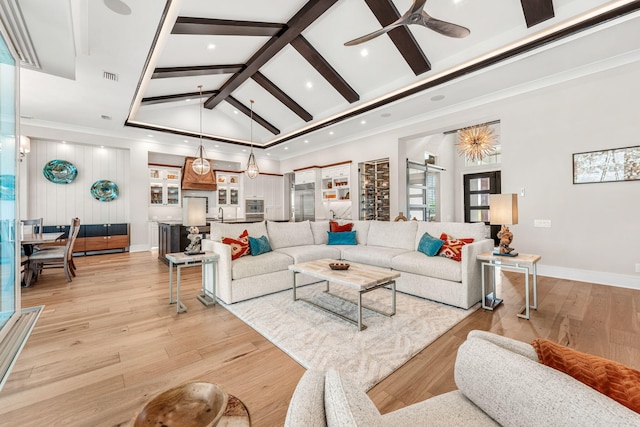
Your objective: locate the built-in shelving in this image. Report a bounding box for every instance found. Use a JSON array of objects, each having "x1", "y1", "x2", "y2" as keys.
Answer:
[{"x1": 321, "y1": 164, "x2": 350, "y2": 201}]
